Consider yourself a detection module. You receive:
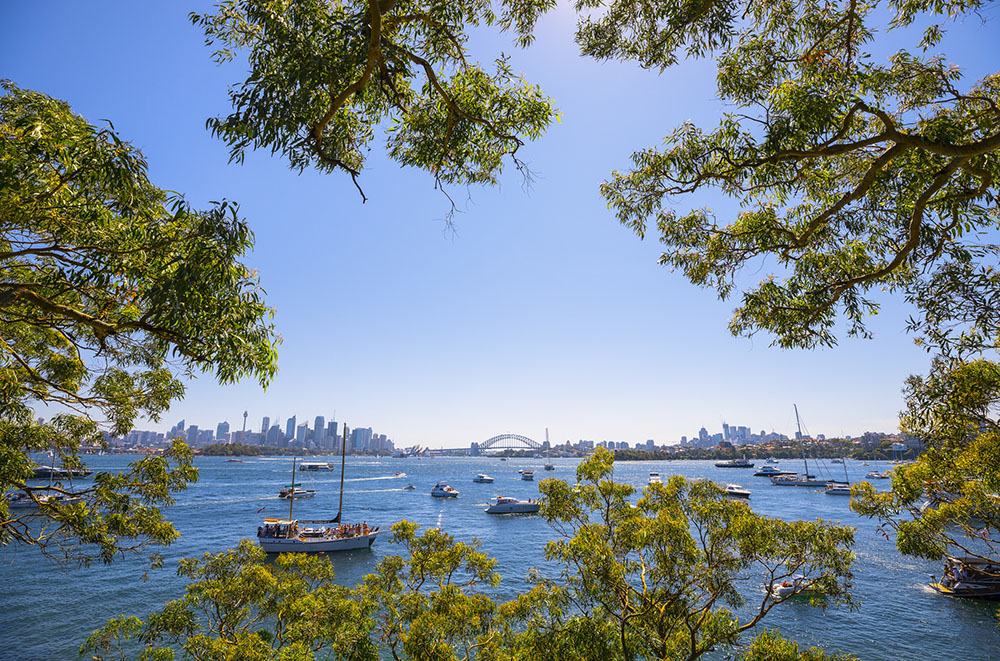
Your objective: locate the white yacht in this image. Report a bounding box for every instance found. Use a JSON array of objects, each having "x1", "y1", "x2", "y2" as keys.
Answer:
[
  {"x1": 278, "y1": 485, "x2": 316, "y2": 499},
  {"x1": 473, "y1": 473, "x2": 495, "y2": 483},
  {"x1": 648, "y1": 472, "x2": 662, "y2": 485},
  {"x1": 485, "y1": 496, "x2": 540, "y2": 514},
  {"x1": 865, "y1": 471, "x2": 890, "y2": 480},
  {"x1": 298, "y1": 462, "x2": 332, "y2": 471},
  {"x1": 824, "y1": 482, "x2": 851, "y2": 496},
  {"x1": 753, "y1": 465, "x2": 797, "y2": 477},
  {"x1": 725, "y1": 484, "x2": 751, "y2": 498},
  {"x1": 520, "y1": 469, "x2": 535, "y2": 481},
  {"x1": 431, "y1": 482, "x2": 459, "y2": 497}
]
